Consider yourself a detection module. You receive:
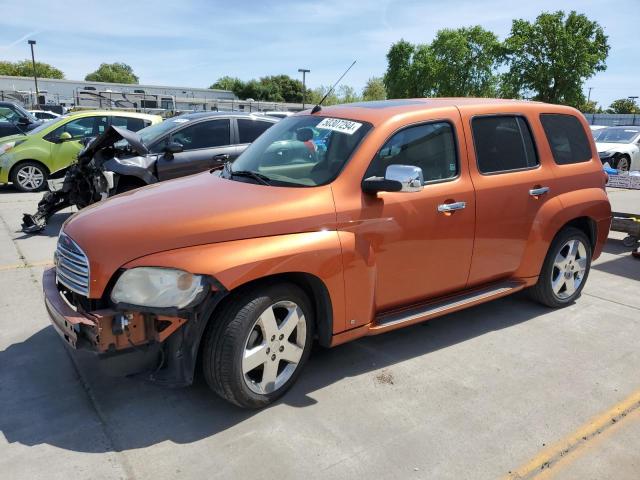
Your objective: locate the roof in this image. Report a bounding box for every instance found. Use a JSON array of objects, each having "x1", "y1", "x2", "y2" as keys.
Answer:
[
  {"x1": 176, "y1": 111, "x2": 280, "y2": 121},
  {"x1": 67, "y1": 110, "x2": 161, "y2": 120},
  {"x1": 301, "y1": 98, "x2": 571, "y2": 126}
]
